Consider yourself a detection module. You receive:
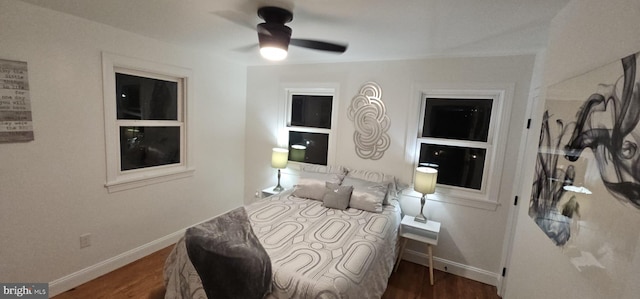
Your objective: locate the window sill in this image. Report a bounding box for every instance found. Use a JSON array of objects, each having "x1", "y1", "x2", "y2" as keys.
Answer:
[
  {"x1": 401, "y1": 189, "x2": 500, "y2": 211},
  {"x1": 105, "y1": 168, "x2": 195, "y2": 193}
]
